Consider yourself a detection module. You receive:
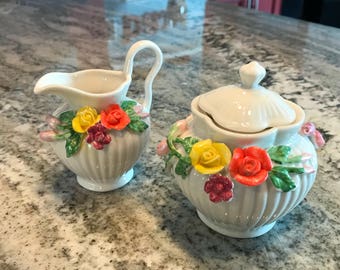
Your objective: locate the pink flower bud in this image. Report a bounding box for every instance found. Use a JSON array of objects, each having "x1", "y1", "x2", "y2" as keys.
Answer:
[
  {"x1": 301, "y1": 122, "x2": 316, "y2": 136},
  {"x1": 133, "y1": 105, "x2": 149, "y2": 118},
  {"x1": 39, "y1": 130, "x2": 58, "y2": 142},
  {"x1": 313, "y1": 130, "x2": 325, "y2": 148},
  {"x1": 46, "y1": 115, "x2": 61, "y2": 130},
  {"x1": 303, "y1": 164, "x2": 315, "y2": 174},
  {"x1": 301, "y1": 153, "x2": 312, "y2": 161},
  {"x1": 133, "y1": 104, "x2": 143, "y2": 114},
  {"x1": 156, "y1": 138, "x2": 169, "y2": 156},
  {"x1": 176, "y1": 119, "x2": 188, "y2": 133}
]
